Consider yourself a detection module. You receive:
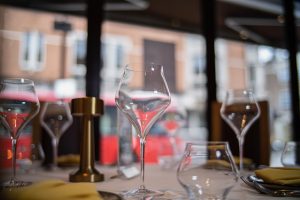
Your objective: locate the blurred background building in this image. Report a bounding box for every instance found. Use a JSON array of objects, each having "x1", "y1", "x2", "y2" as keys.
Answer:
[{"x1": 0, "y1": 0, "x2": 299, "y2": 166}]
